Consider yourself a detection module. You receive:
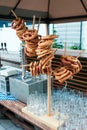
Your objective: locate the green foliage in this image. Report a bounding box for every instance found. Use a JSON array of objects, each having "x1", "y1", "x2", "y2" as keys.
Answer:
[
  {"x1": 53, "y1": 30, "x2": 57, "y2": 34},
  {"x1": 52, "y1": 42, "x2": 63, "y2": 49},
  {"x1": 70, "y1": 45, "x2": 80, "y2": 50}
]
